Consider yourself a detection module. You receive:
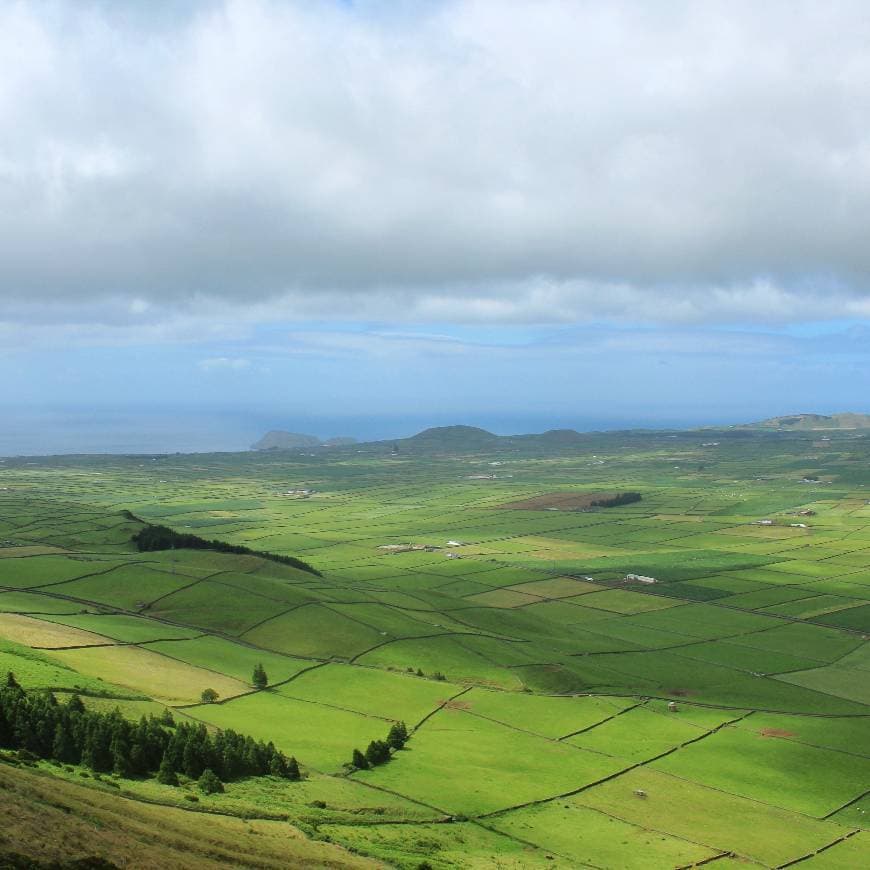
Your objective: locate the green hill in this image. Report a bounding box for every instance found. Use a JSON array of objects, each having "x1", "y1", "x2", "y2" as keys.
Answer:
[{"x1": 401, "y1": 424, "x2": 501, "y2": 451}]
